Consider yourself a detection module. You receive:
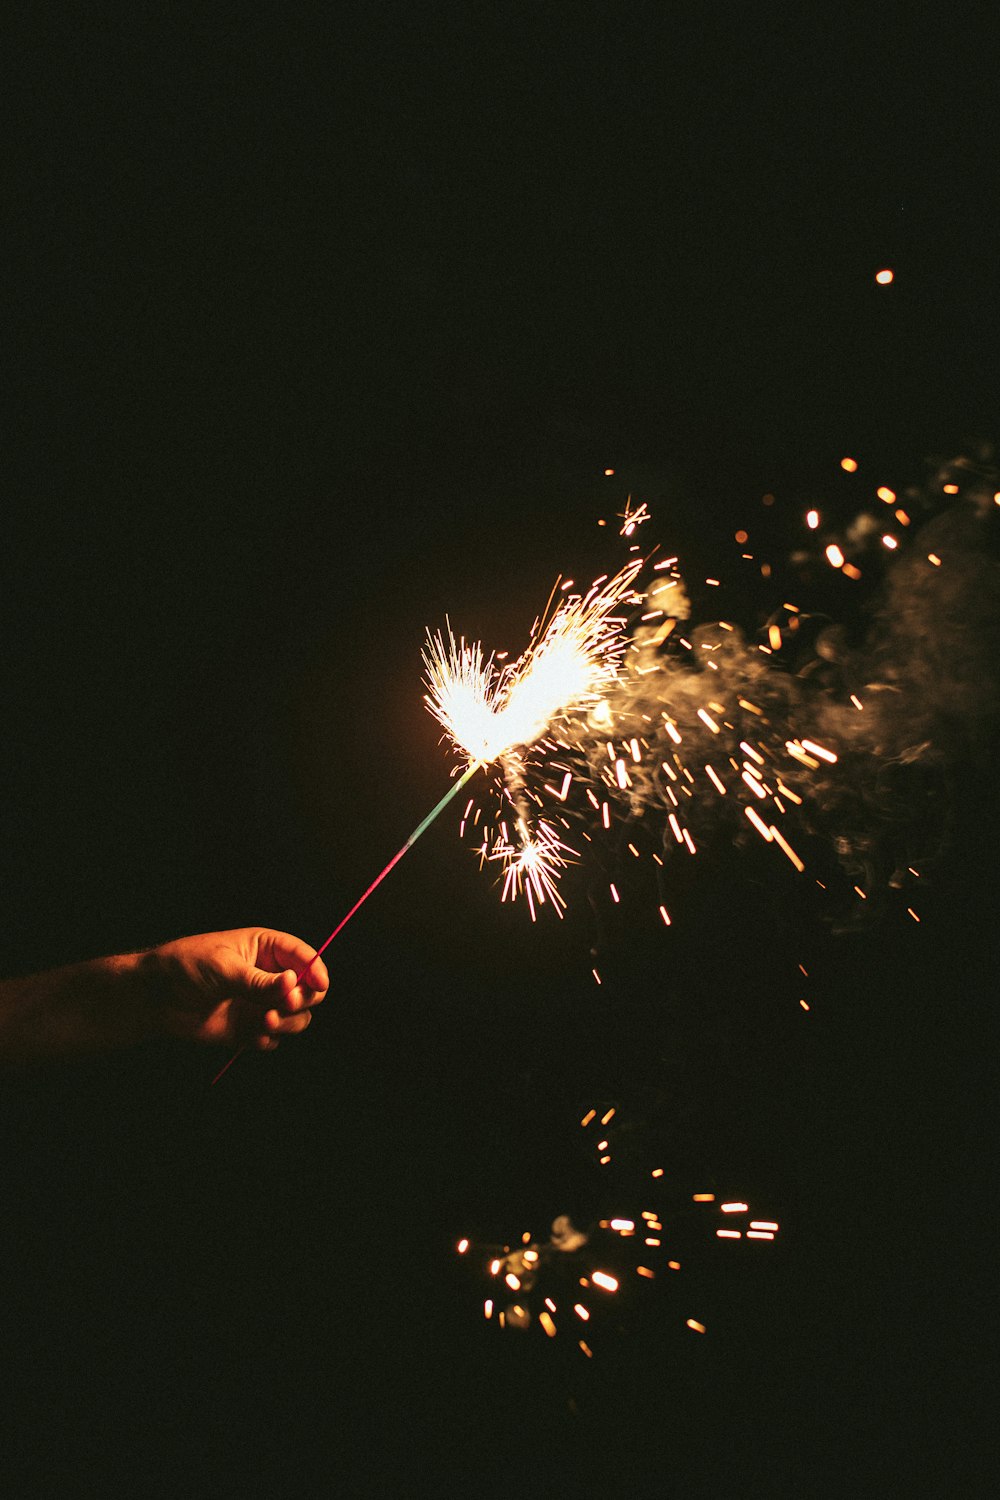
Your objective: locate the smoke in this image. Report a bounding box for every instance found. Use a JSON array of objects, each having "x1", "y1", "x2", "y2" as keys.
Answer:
[{"x1": 558, "y1": 454, "x2": 1000, "y2": 920}]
